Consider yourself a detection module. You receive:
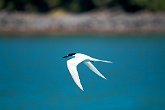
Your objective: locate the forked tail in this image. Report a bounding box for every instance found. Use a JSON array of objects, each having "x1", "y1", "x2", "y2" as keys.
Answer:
[
  {"x1": 93, "y1": 58, "x2": 112, "y2": 63},
  {"x1": 99, "y1": 60, "x2": 112, "y2": 63}
]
